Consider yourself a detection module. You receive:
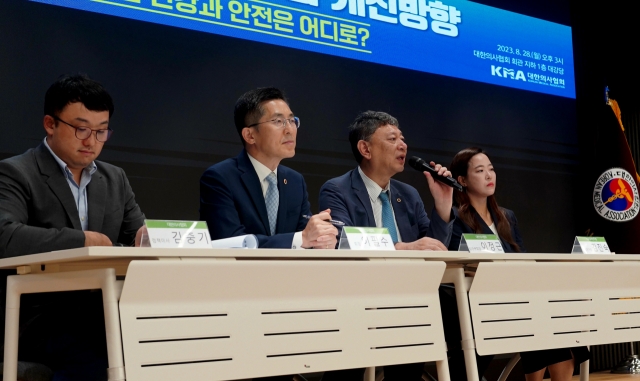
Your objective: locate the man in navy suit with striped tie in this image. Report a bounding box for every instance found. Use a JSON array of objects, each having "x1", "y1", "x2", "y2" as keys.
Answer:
[
  {"x1": 200, "y1": 88, "x2": 341, "y2": 381},
  {"x1": 200, "y1": 87, "x2": 338, "y2": 249},
  {"x1": 318, "y1": 110, "x2": 454, "y2": 381}
]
